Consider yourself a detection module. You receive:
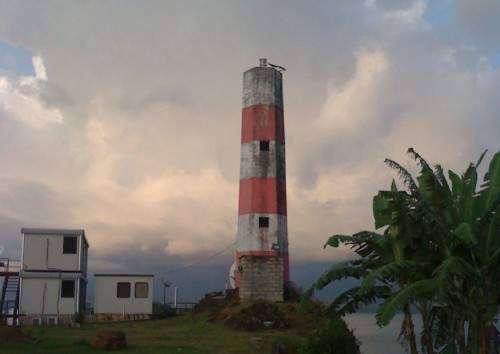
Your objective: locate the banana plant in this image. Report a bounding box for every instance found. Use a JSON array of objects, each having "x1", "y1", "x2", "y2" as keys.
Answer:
[{"x1": 302, "y1": 149, "x2": 500, "y2": 354}]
